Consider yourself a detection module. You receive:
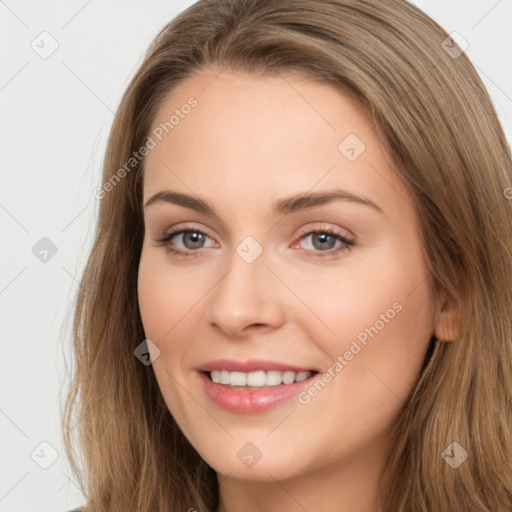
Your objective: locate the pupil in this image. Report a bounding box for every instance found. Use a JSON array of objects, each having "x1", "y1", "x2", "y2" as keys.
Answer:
[
  {"x1": 313, "y1": 233, "x2": 335, "y2": 250},
  {"x1": 185, "y1": 232, "x2": 204, "y2": 248}
]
